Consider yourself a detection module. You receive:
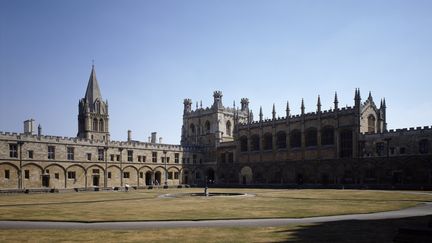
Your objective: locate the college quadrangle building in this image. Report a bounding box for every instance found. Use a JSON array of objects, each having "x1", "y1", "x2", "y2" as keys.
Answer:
[{"x1": 1, "y1": 66, "x2": 432, "y2": 190}]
